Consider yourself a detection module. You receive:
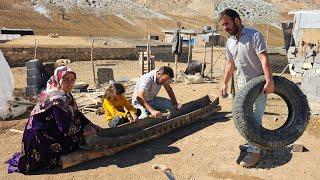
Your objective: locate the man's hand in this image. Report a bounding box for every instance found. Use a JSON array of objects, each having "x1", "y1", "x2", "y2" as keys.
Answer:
[
  {"x1": 220, "y1": 83, "x2": 229, "y2": 98},
  {"x1": 150, "y1": 110, "x2": 162, "y2": 118},
  {"x1": 263, "y1": 81, "x2": 275, "y2": 94}
]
